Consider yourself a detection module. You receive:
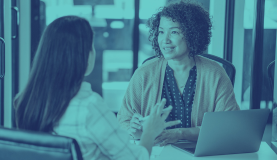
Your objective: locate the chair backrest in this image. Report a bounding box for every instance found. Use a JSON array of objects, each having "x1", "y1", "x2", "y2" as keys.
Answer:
[
  {"x1": 200, "y1": 54, "x2": 236, "y2": 86},
  {"x1": 0, "y1": 127, "x2": 83, "y2": 160},
  {"x1": 267, "y1": 60, "x2": 275, "y2": 94},
  {"x1": 142, "y1": 54, "x2": 236, "y2": 86}
]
